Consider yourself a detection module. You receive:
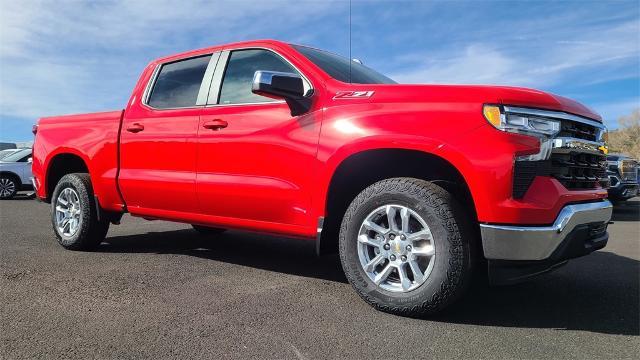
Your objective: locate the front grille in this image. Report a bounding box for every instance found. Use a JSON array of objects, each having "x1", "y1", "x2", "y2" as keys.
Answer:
[
  {"x1": 513, "y1": 160, "x2": 550, "y2": 198},
  {"x1": 512, "y1": 152, "x2": 608, "y2": 198},
  {"x1": 550, "y1": 152, "x2": 608, "y2": 190},
  {"x1": 558, "y1": 120, "x2": 598, "y2": 141},
  {"x1": 508, "y1": 106, "x2": 607, "y2": 198},
  {"x1": 620, "y1": 160, "x2": 639, "y2": 182}
]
